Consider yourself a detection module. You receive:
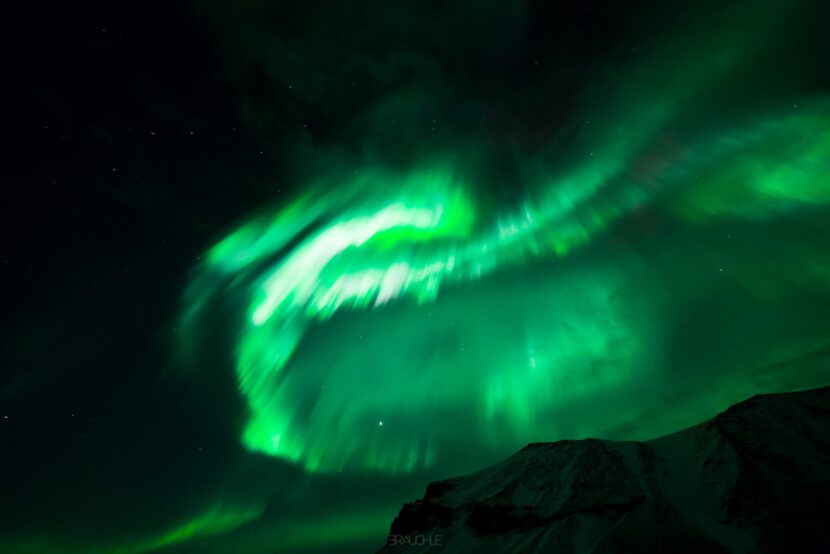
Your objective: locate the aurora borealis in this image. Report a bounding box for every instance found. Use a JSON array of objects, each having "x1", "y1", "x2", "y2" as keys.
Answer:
[
  {"x1": 3, "y1": 0, "x2": 830, "y2": 552},
  {"x1": 181, "y1": 94, "x2": 830, "y2": 477}
]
